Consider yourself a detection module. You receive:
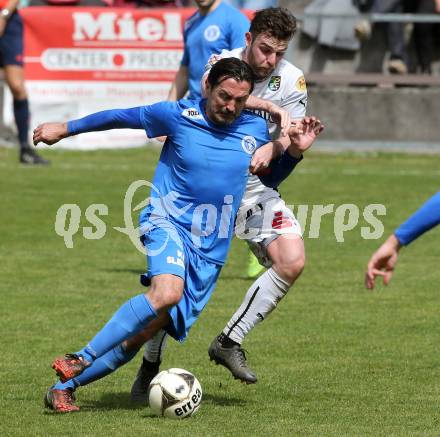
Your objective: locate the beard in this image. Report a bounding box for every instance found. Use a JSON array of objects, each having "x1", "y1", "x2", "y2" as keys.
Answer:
[
  {"x1": 196, "y1": 0, "x2": 217, "y2": 9},
  {"x1": 246, "y1": 50, "x2": 275, "y2": 81},
  {"x1": 210, "y1": 108, "x2": 237, "y2": 125},
  {"x1": 253, "y1": 66, "x2": 275, "y2": 81}
]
